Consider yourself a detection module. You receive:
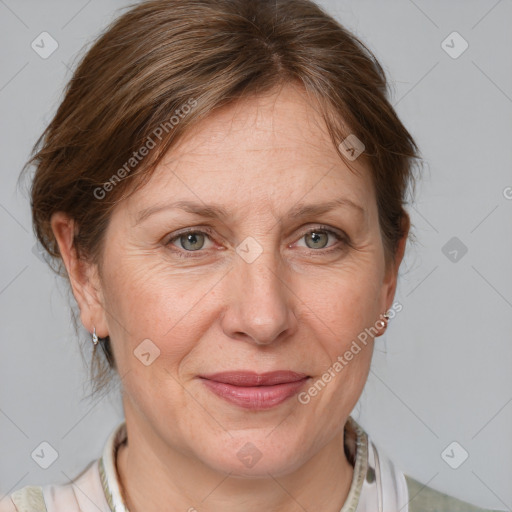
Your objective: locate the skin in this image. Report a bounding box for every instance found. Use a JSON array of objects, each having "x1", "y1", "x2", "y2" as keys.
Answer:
[{"x1": 52, "y1": 81, "x2": 408, "y2": 512}]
